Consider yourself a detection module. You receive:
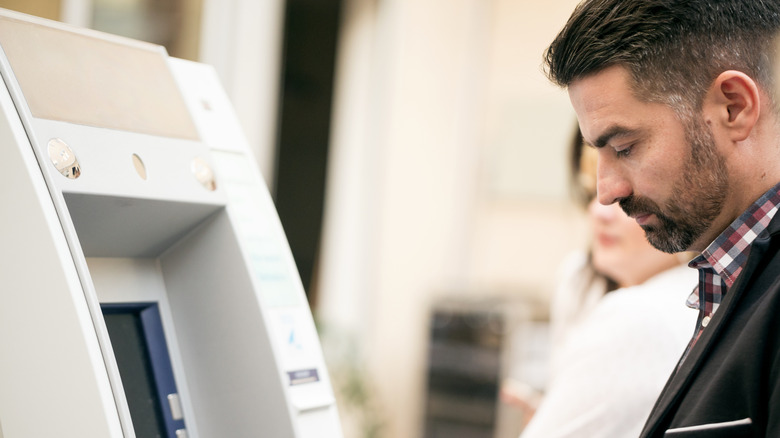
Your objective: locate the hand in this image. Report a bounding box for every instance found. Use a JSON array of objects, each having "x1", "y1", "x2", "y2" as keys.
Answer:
[{"x1": 500, "y1": 378, "x2": 543, "y2": 427}]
